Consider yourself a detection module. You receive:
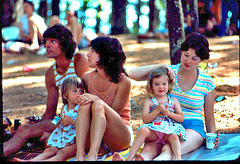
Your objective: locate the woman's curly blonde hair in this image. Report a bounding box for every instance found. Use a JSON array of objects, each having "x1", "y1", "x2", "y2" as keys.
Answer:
[{"x1": 146, "y1": 67, "x2": 174, "y2": 97}]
